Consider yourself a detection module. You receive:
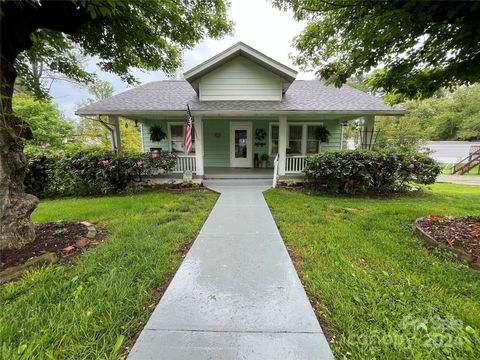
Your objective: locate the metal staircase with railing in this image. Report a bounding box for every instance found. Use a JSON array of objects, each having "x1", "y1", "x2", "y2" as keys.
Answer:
[{"x1": 451, "y1": 146, "x2": 480, "y2": 175}]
